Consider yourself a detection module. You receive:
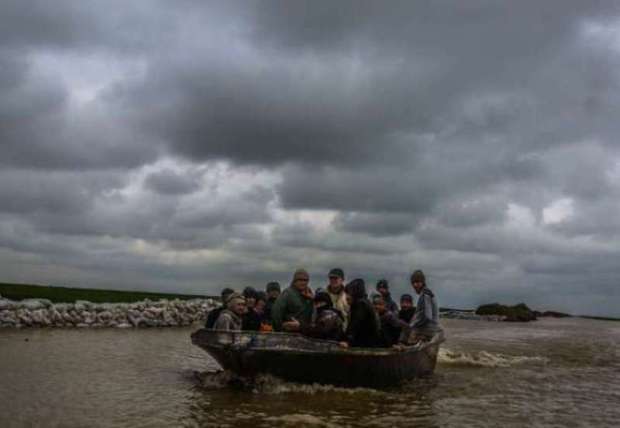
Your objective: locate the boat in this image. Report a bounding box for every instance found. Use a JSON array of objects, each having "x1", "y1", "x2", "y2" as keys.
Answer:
[{"x1": 190, "y1": 329, "x2": 445, "y2": 388}]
